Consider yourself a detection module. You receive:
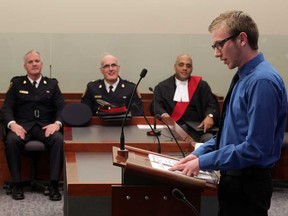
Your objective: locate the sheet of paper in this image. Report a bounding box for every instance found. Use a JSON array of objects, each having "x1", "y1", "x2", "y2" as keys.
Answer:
[
  {"x1": 137, "y1": 125, "x2": 166, "y2": 129},
  {"x1": 148, "y1": 153, "x2": 218, "y2": 184}
]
